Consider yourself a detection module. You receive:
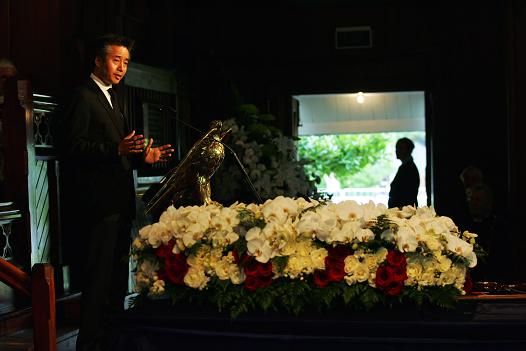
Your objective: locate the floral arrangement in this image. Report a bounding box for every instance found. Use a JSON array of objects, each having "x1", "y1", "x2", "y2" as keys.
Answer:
[
  {"x1": 213, "y1": 104, "x2": 320, "y2": 203},
  {"x1": 132, "y1": 196, "x2": 478, "y2": 318}
]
